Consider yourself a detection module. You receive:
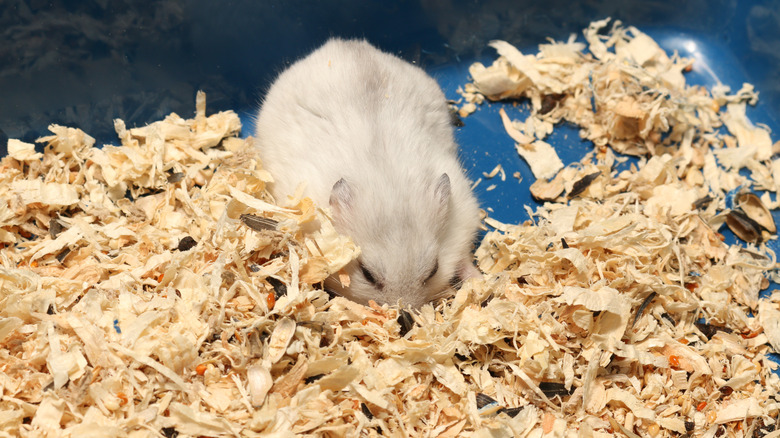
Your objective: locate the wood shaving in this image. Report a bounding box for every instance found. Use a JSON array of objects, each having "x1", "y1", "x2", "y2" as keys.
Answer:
[
  {"x1": 461, "y1": 18, "x2": 774, "y2": 198},
  {"x1": 2, "y1": 19, "x2": 780, "y2": 437},
  {"x1": 482, "y1": 164, "x2": 504, "y2": 180},
  {"x1": 457, "y1": 18, "x2": 780, "y2": 436}
]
